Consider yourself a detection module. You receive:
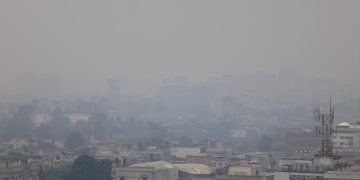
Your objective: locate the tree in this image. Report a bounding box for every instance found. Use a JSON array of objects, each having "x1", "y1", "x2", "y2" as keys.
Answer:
[
  {"x1": 65, "y1": 155, "x2": 112, "y2": 180},
  {"x1": 66, "y1": 155, "x2": 100, "y2": 180},
  {"x1": 65, "y1": 131, "x2": 85, "y2": 150},
  {"x1": 98, "y1": 159, "x2": 112, "y2": 180}
]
